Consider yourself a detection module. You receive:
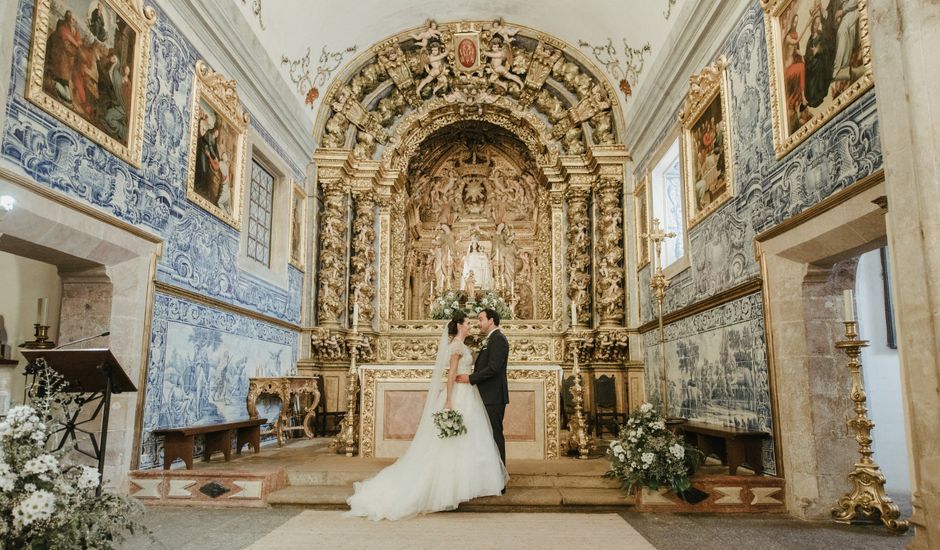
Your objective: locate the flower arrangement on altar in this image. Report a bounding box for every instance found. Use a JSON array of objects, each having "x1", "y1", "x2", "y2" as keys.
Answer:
[
  {"x1": 604, "y1": 403, "x2": 701, "y2": 495},
  {"x1": 0, "y1": 360, "x2": 146, "y2": 548},
  {"x1": 429, "y1": 290, "x2": 513, "y2": 320}
]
